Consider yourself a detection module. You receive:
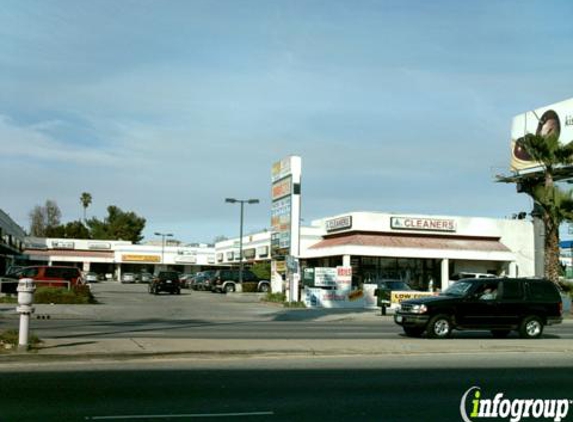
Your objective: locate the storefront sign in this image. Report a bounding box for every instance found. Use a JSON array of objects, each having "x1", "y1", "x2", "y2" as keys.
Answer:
[
  {"x1": 390, "y1": 291, "x2": 436, "y2": 304},
  {"x1": 326, "y1": 216, "x2": 352, "y2": 232},
  {"x1": 303, "y1": 287, "x2": 366, "y2": 309},
  {"x1": 51, "y1": 241, "x2": 75, "y2": 249},
  {"x1": 121, "y1": 254, "x2": 160, "y2": 263},
  {"x1": 391, "y1": 217, "x2": 457, "y2": 232},
  {"x1": 271, "y1": 157, "x2": 292, "y2": 183},
  {"x1": 314, "y1": 267, "x2": 337, "y2": 287},
  {"x1": 88, "y1": 242, "x2": 111, "y2": 250},
  {"x1": 175, "y1": 255, "x2": 197, "y2": 264}
]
